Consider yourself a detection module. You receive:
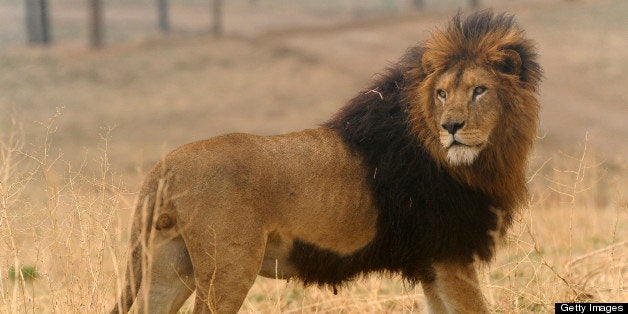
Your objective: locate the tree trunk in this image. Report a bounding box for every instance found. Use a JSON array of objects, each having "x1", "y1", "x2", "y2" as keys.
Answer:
[
  {"x1": 157, "y1": 0, "x2": 170, "y2": 33},
  {"x1": 38, "y1": 0, "x2": 51, "y2": 44},
  {"x1": 89, "y1": 0, "x2": 103, "y2": 48},
  {"x1": 25, "y1": 0, "x2": 50, "y2": 44},
  {"x1": 25, "y1": 0, "x2": 41, "y2": 43},
  {"x1": 211, "y1": 0, "x2": 222, "y2": 36}
]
